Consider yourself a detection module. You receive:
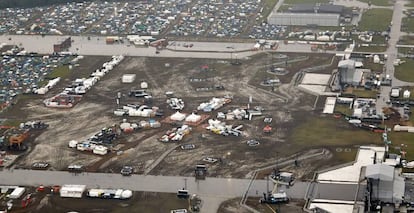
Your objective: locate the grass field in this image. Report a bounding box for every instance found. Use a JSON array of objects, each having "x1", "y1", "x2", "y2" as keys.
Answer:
[
  {"x1": 406, "y1": 0, "x2": 414, "y2": 7},
  {"x1": 332, "y1": 147, "x2": 358, "y2": 163},
  {"x1": 398, "y1": 36, "x2": 414, "y2": 45},
  {"x1": 290, "y1": 115, "x2": 382, "y2": 148},
  {"x1": 351, "y1": 89, "x2": 378, "y2": 98},
  {"x1": 284, "y1": 0, "x2": 329, "y2": 4},
  {"x1": 389, "y1": 132, "x2": 414, "y2": 161},
  {"x1": 401, "y1": 17, "x2": 414, "y2": 33},
  {"x1": 354, "y1": 45, "x2": 387, "y2": 52},
  {"x1": 357, "y1": 0, "x2": 392, "y2": 6},
  {"x1": 343, "y1": 87, "x2": 379, "y2": 98},
  {"x1": 47, "y1": 65, "x2": 71, "y2": 79},
  {"x1": 395, "y1": 59, "x2": 414, "y2": 82},
  {"x1": 334, "y1": 104, "x2": 353, "y2": 116},
  {"x1": 358, "y1": 8, "x2": 393, "y2": 31},
  {"x1": 363, "y1": 60, "x2": 384, "y2": 73}
]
